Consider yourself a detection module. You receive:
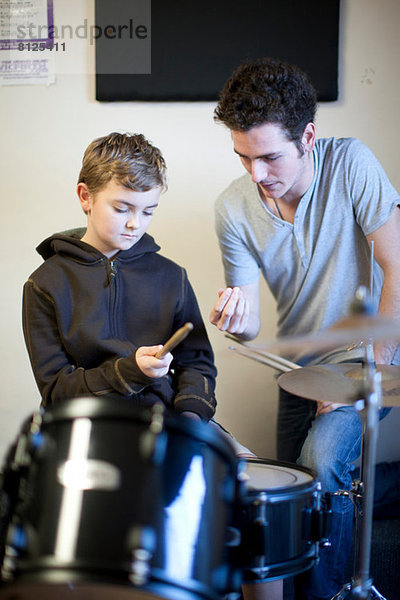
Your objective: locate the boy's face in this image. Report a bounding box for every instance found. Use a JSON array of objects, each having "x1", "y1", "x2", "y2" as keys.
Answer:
[{"x1": 78, "y1": 179, "x2": 161, "y2": 258}]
